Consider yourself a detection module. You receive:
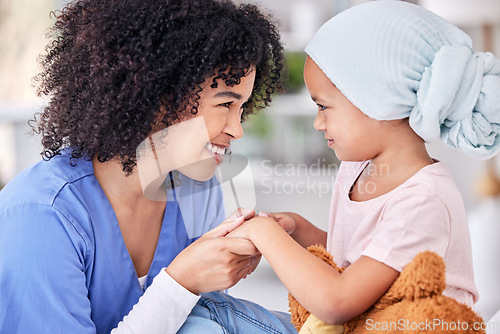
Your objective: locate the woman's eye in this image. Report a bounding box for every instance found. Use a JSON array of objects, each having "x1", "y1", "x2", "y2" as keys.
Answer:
[
  {"x1": 218, "y1": 102, "x2": 232, "y2": 108},
  {"x1": 317, "y1": 104, "x2": 327, "y2": 111}
]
